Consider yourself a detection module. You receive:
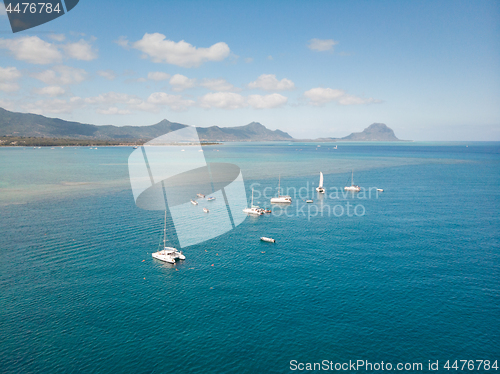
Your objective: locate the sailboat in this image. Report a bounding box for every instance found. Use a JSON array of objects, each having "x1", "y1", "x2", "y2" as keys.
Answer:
[
  {"x1": 344, "y1": 170, "x2": 361, "y2": 192},
  {"x1": 316, "y1": 172, "x2": 325, "y2": 193},
  {"x1": 270, "y1": 174, "x2": 292, "y2": 203},
  {"x1": 243, "y1": 188, "x2": 264, "y2": 215},
  {"x1": 152, "y1": 211, "x2": 185, "y2": 263}
]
